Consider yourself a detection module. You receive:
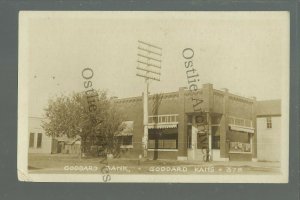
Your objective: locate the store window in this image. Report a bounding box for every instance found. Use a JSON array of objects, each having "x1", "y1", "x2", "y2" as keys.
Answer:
[
  {"x1": 229, "y1": 142, "x2": 251, "y2": 152},
  {"x1": 227, "y1": 131, "x2": 253, "y2": 153},
  {"x1": 266, "y1": 117, "x2": 272, "y2": 128},
  {"x1": 37, "y1": 133, "x2": 42, "y2": 148},
  {"x1": 148, "y1": 129, "x2": 178, "y2": 149},
  {"x1": 228, "y1": 131, "x2": 252, "y2": 153},
  {"x1": 29, "y1": 132, "x2": 34, "y2": 148}
]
